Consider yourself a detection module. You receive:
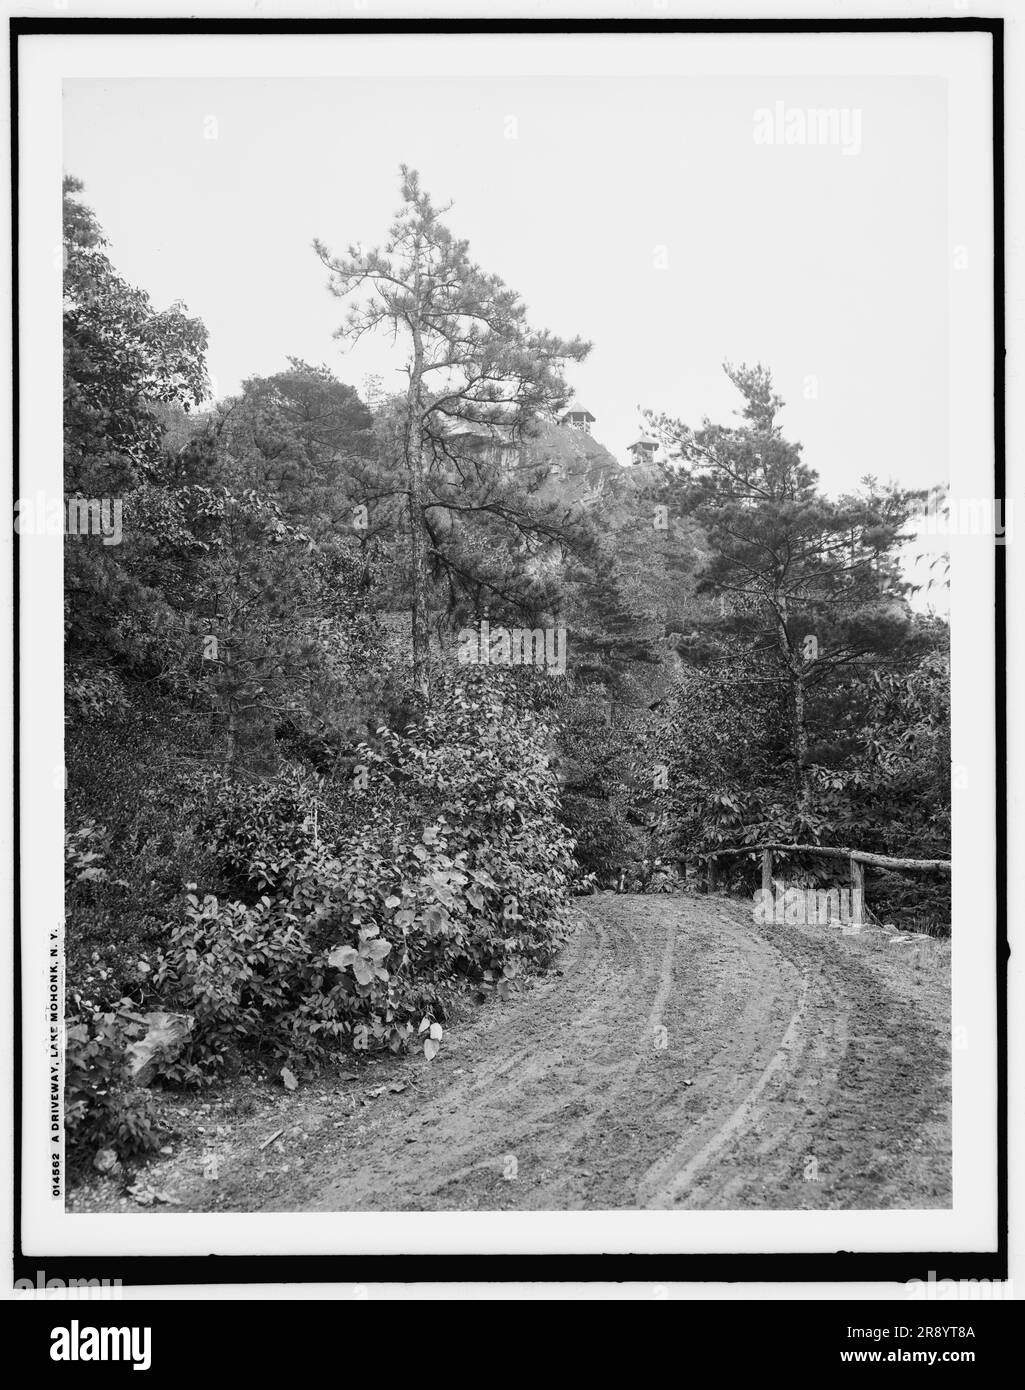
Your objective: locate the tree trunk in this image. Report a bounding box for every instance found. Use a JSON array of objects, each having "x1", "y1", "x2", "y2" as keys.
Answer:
[
  {"x1": 773, "y1": 591, "x2": 811, "y2": 814},
  {"x1": 222, "y1": 635, "x2": 238, "y2": 767},
  {"x1": 405, "y1": 322, "x2": 431, "y2": 703},
  {"x1": 791, "y1": 664, "x2": 810, "y2": 812}
]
